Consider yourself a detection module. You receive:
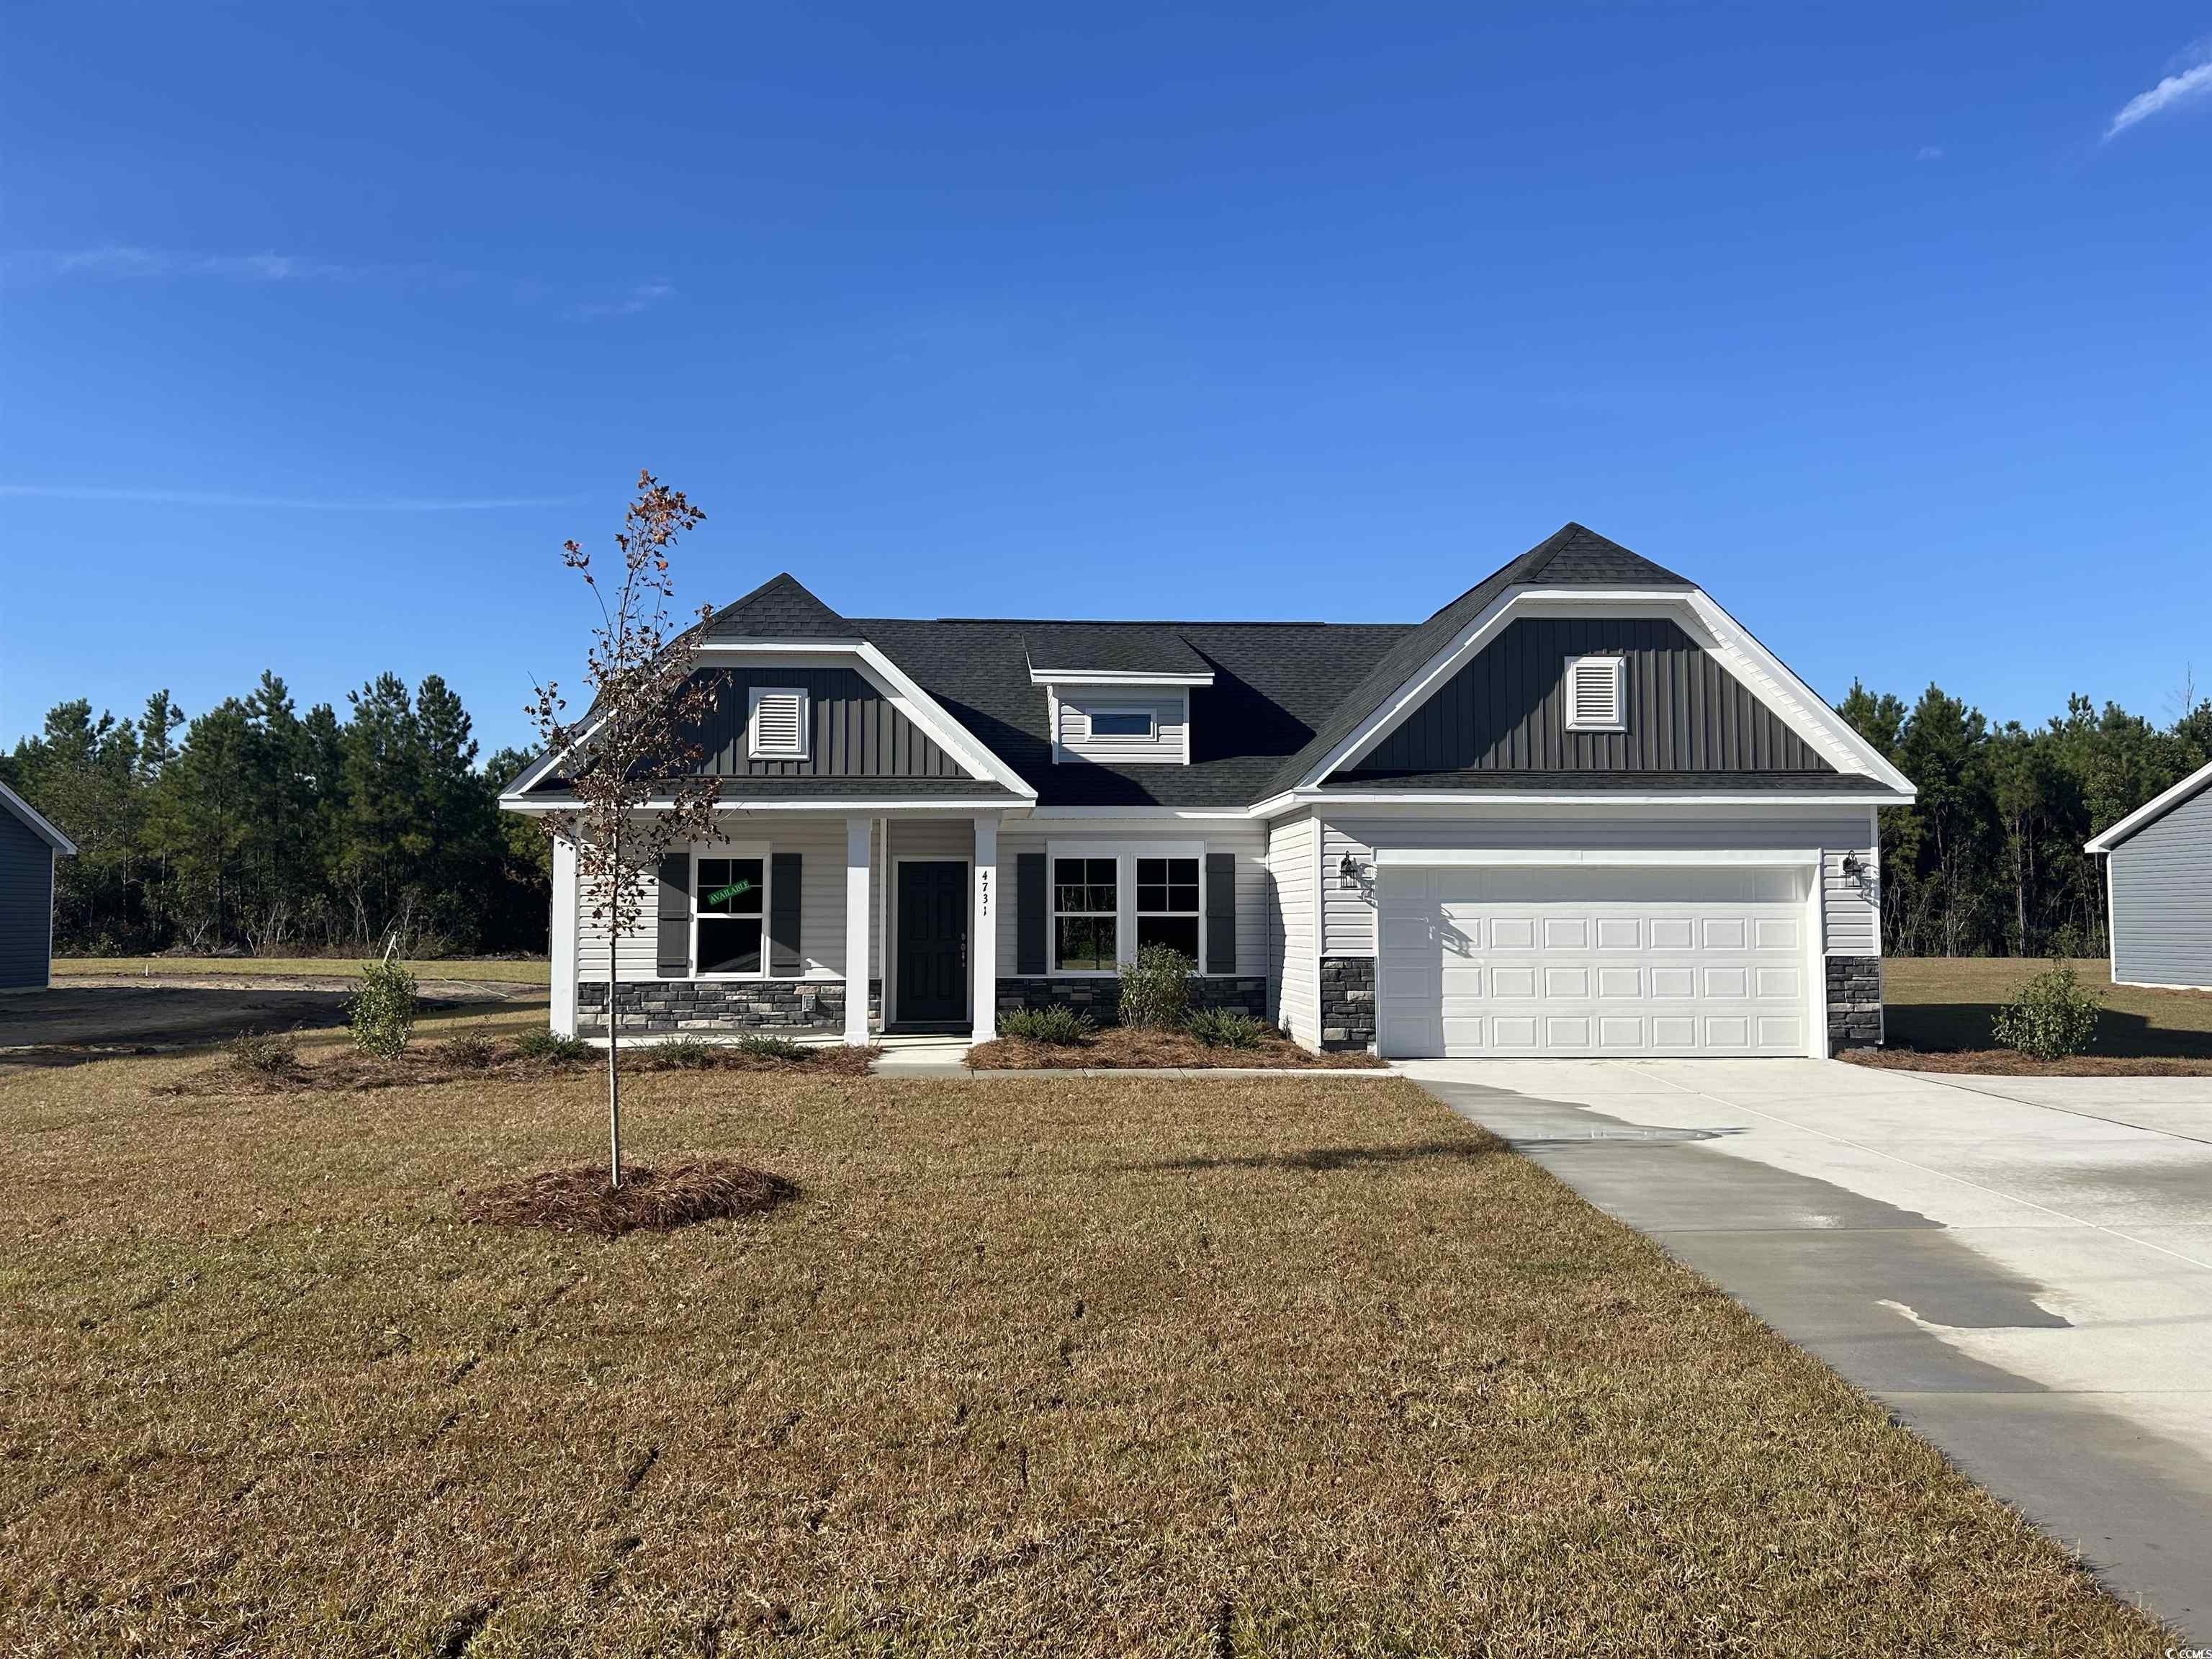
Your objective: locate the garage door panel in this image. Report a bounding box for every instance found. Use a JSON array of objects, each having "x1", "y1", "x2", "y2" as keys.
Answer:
[{"x1": 1376, "y1": 863, "x2": 1814, "y2": 1059}]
